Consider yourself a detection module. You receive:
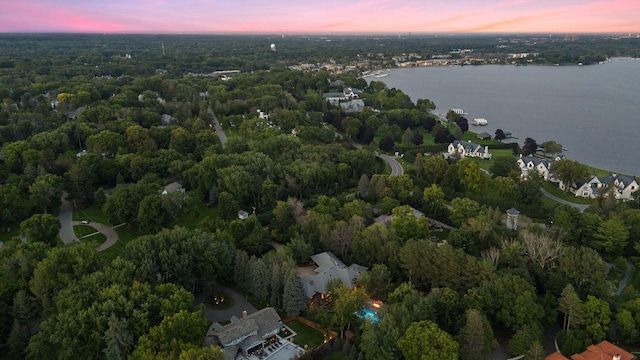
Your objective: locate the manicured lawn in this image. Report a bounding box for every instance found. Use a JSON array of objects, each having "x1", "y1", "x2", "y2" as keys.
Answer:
[
  {"x1": 73, "y1": 203, "x2": 112, "y2": 226},
  {"x1": 97, "y1": 225, "x2": 147, "y2": 260},
  {"x1": 542, "y1": 182, "x2": 594, "y2": 205},
  {"x1": 286, "y1": 320, "x2": 325, "y2": 349},
  {"x1": 74, "y1": 225, "x2": 107, "y2": 248},
  {"x1": 170, "y1": 203, "x2": 221, "y2": 230}
]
